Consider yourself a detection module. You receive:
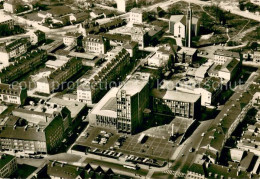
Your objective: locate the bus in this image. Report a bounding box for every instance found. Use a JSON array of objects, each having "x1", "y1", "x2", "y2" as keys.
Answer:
[{"x1": 123, "y1": 164, "x2": 139, "y2": 170}]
